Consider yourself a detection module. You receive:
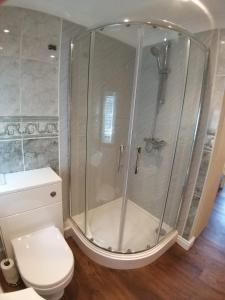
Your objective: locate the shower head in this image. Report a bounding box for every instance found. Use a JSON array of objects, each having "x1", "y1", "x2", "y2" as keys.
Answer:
[
  {"x1": 150, "y1": 42, "x2": 170, "y2": 73},
  {"x1": 150, "y1": 41, "x2": 171, "y2": 113}
]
